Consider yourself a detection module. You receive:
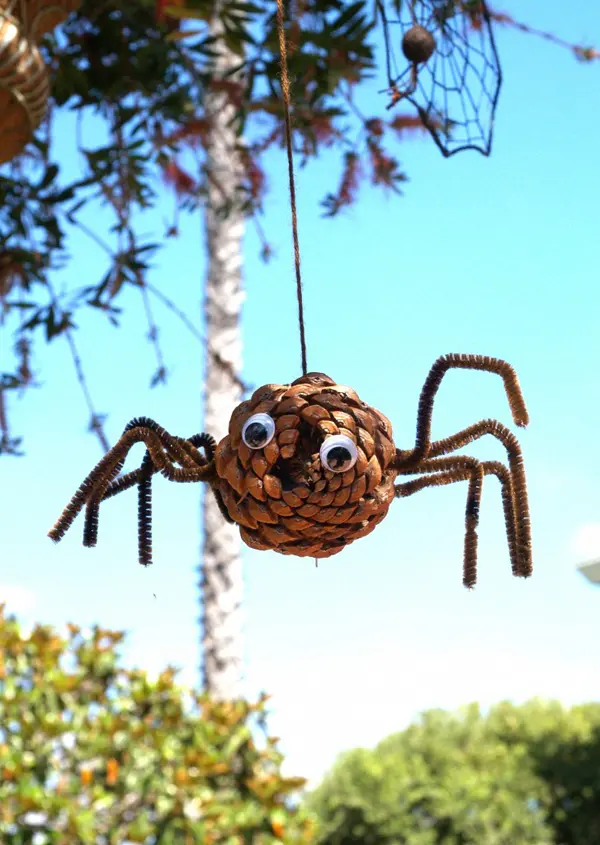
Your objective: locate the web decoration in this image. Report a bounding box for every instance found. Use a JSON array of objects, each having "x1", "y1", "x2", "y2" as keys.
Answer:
[{"x1": 377, "y1": 0, "x2": 502, "y2": 157}]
